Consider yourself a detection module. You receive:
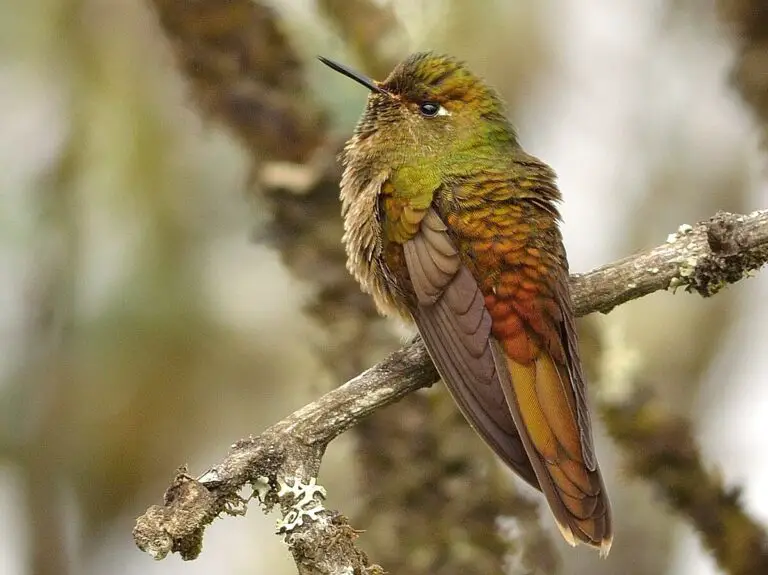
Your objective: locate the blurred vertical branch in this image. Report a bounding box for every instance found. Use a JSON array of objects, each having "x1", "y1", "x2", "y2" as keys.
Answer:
[
  {"x1": 18, "y1": 118, "x2": 79, "y2": 575},
  {"x1": 316, "y1": 0, "x2": 406, "y2": 78},
  {"x1": 717, "y1": 0, "x2": 768, "y2": 142},
  {"x1": 601, "y1": 386, "x2": 768, "y2": 575},
  {"x1": 149, "y1": 0, "x2": 557, "y2": 572},
  {"x1": 7, "y1": 3, "x2": 85, "y2": 574}
]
